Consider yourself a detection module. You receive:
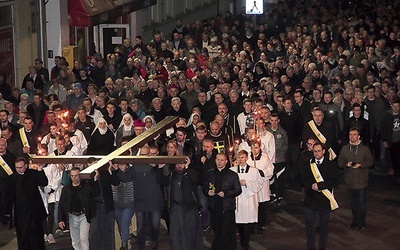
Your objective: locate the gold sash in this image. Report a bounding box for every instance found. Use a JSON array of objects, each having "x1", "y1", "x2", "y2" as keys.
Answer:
[
  {"x1": 19, "y1": 128, "x2": 30, "y2": 147},
  {"x1": 308, "y1": 121, "x2": 337, "y2": 160},
  {"x1": 310, "y1": 161, "x2": 339, "y2": 210},
  {"x1": 0, "y1": 156, "x2": 12, "y2": 175}
]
